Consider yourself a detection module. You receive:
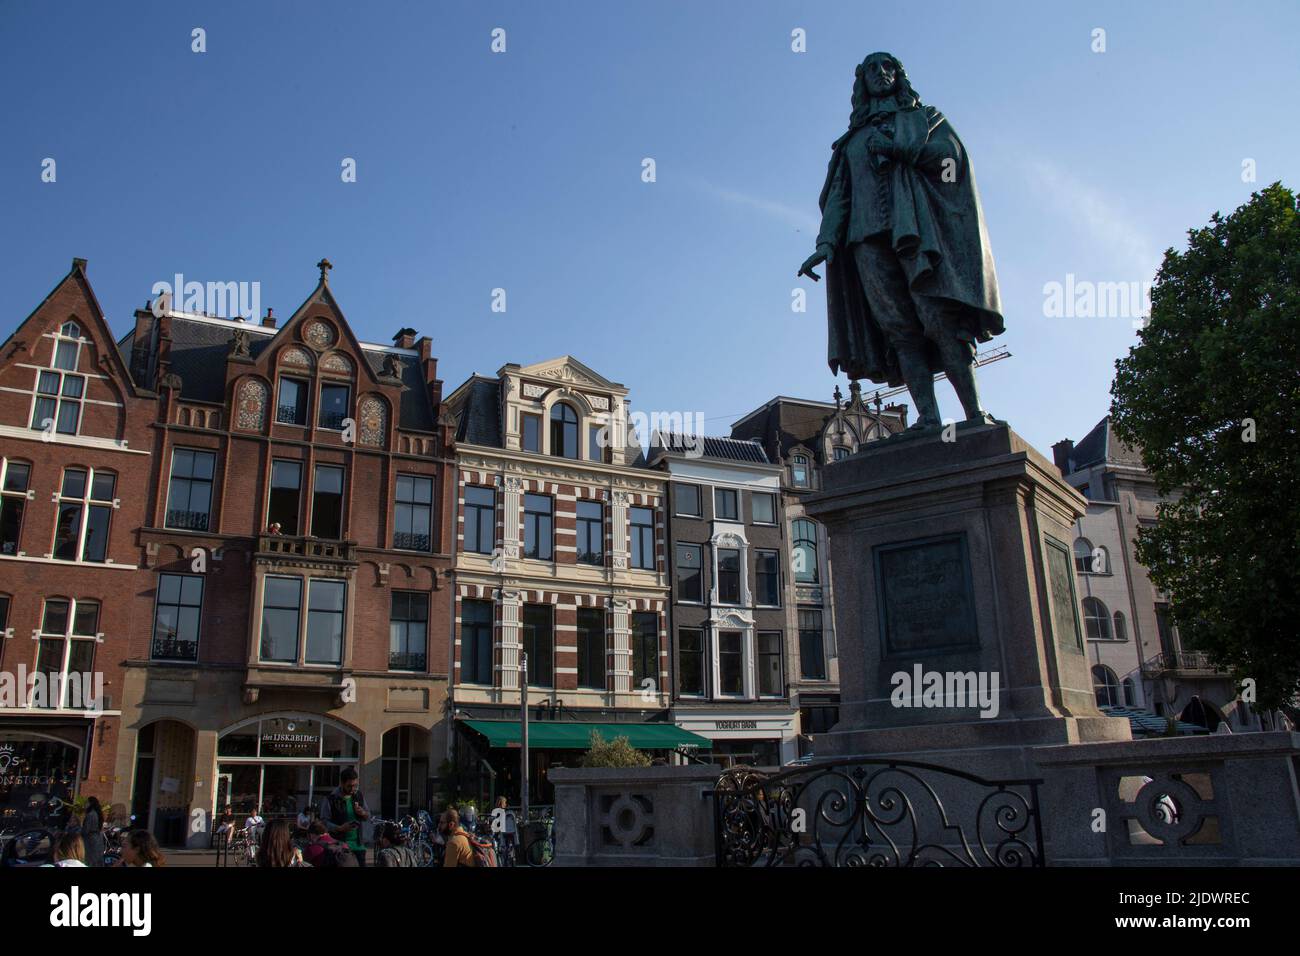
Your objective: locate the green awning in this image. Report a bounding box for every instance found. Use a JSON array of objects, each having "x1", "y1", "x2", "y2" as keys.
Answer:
[{"x1": 462, "y1": 719, "x2": 710, "y2": 750}]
